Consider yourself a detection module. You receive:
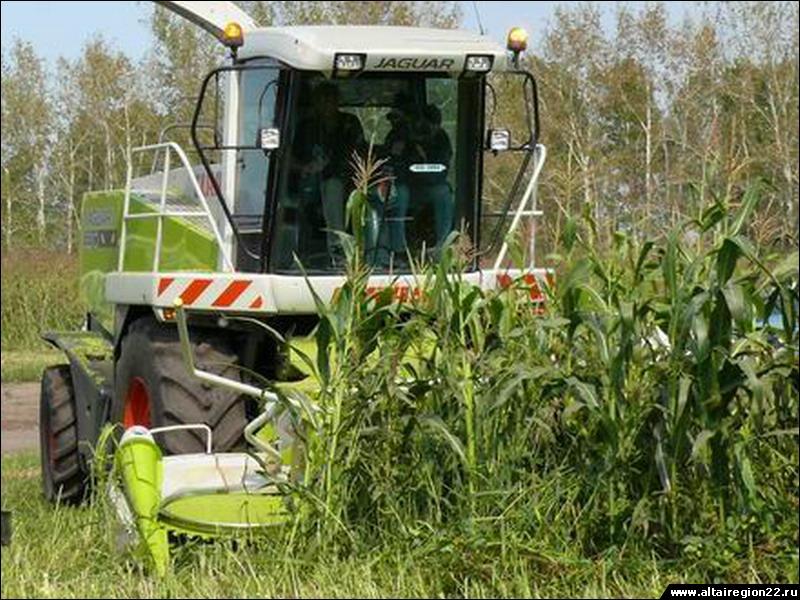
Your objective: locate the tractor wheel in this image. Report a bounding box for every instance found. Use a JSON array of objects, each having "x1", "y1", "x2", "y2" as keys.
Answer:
[
  {"x1": 40, "y1": 365, "x2": 89, "y2": 504},
  {"x1": 114, "y1": 317, "x2": 248, "y2": 454}
]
